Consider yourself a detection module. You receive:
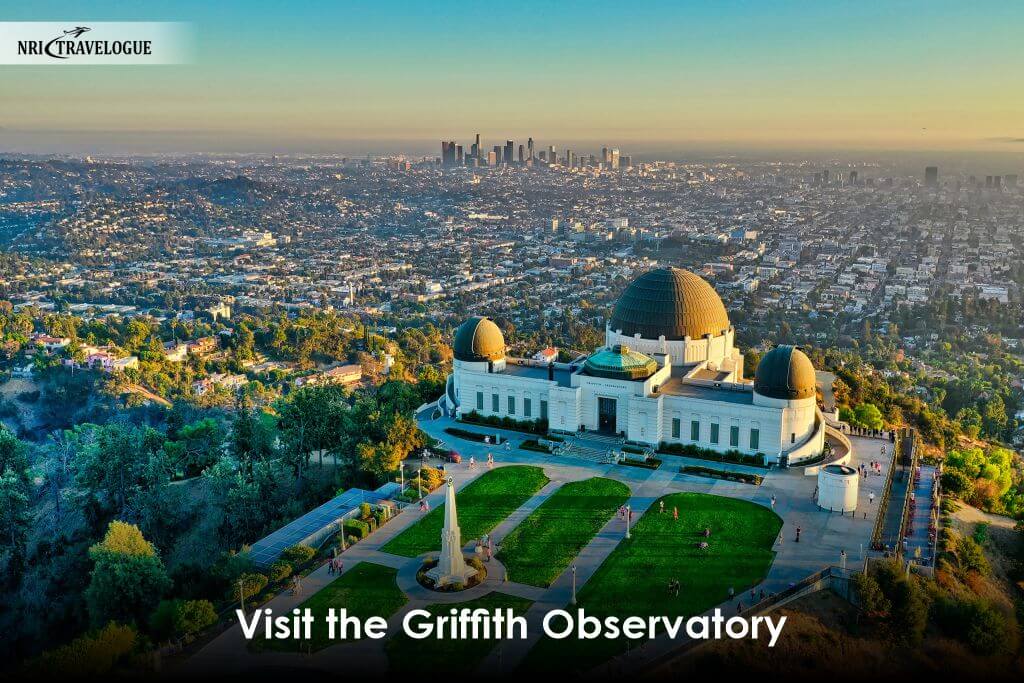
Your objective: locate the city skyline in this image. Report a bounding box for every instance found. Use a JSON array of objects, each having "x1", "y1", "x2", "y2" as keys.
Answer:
[{"x1": 2, "y1": 1, "x2": 1024, "y2": 154}]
